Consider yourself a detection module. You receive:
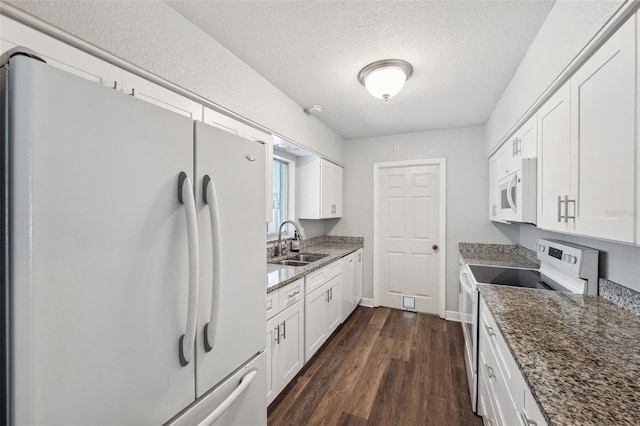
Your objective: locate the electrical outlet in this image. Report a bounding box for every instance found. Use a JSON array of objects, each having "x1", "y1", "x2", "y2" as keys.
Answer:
[{"x1": 393, "y1": 143, "x2": 400, "y2": 151}]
